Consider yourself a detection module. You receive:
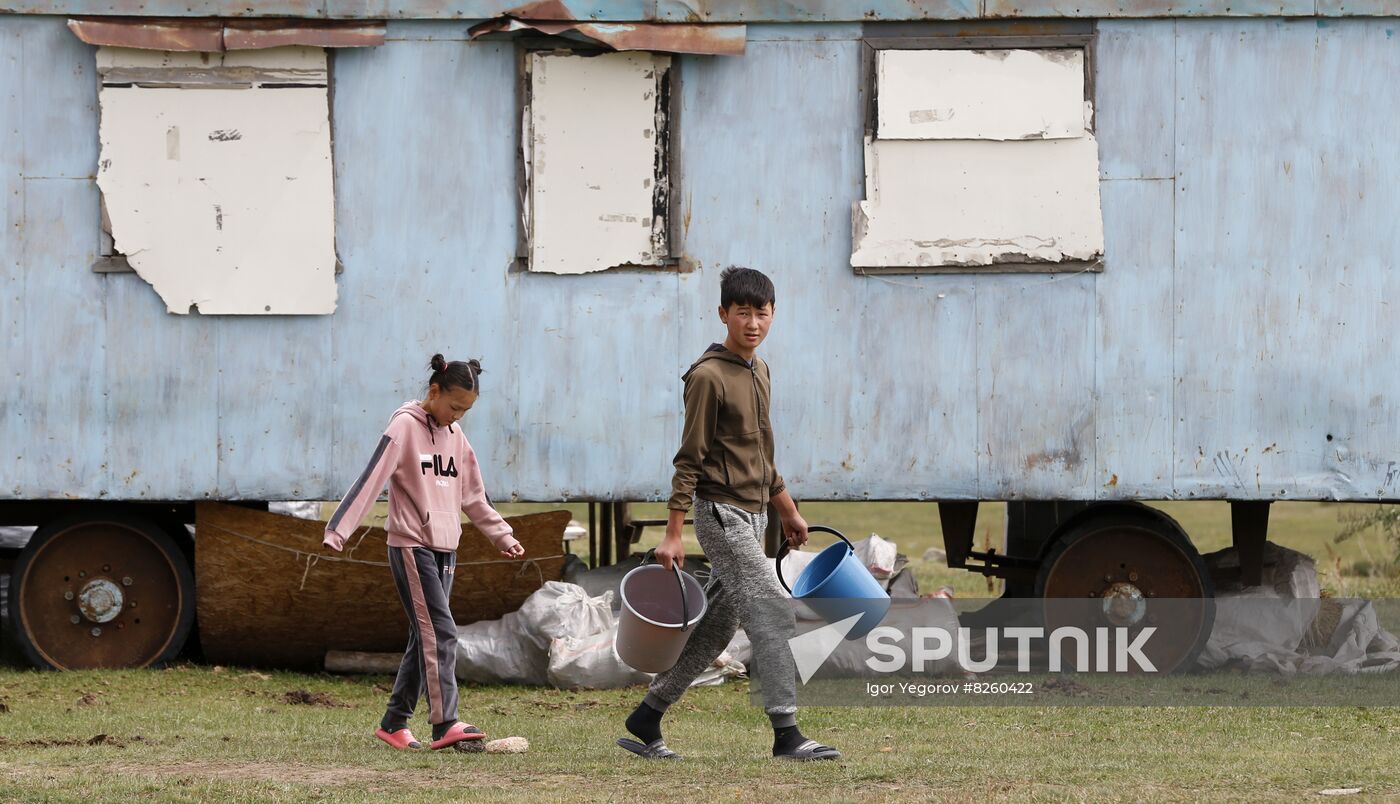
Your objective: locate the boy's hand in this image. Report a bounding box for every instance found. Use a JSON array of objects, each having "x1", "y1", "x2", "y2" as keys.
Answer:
[
  {"x1": 783, "y1": 511, "x2": 809, "y2": 549},
  {"x1": 500, "y1": 542, "x2": 525, "y2": 559},
  {"x1": 657, "y1": 534, "x2": 685, "y2": 570},
  {"x1": 656, "y1": 510, "x2": 687, "y2": 570}
]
